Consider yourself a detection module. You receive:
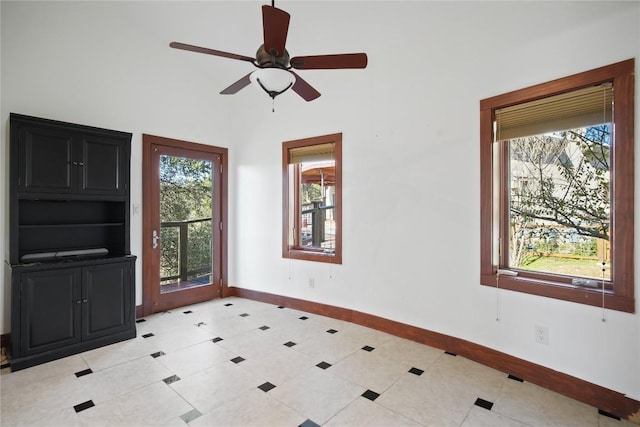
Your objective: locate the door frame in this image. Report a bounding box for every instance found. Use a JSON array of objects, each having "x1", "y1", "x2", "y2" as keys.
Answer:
[{"x1": 141, "y1": 134, "x2": 228, "y2": 316}]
